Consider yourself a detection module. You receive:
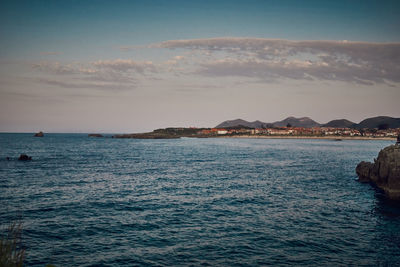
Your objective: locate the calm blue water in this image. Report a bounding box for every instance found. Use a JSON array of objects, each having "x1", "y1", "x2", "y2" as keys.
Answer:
[{"x1": 1, "y1": 134, "x2": 400, "y2": 266}]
